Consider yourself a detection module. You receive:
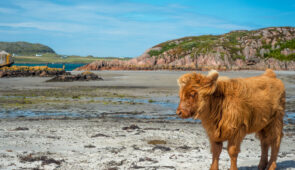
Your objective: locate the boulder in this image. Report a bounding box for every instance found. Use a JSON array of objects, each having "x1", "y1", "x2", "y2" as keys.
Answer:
[
  {"x1": 46, "y1": 71, "x2": 103, "y2": 82},
  {"x1": 0, "y1": 71, "x2": 6, "y2": 78}
]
